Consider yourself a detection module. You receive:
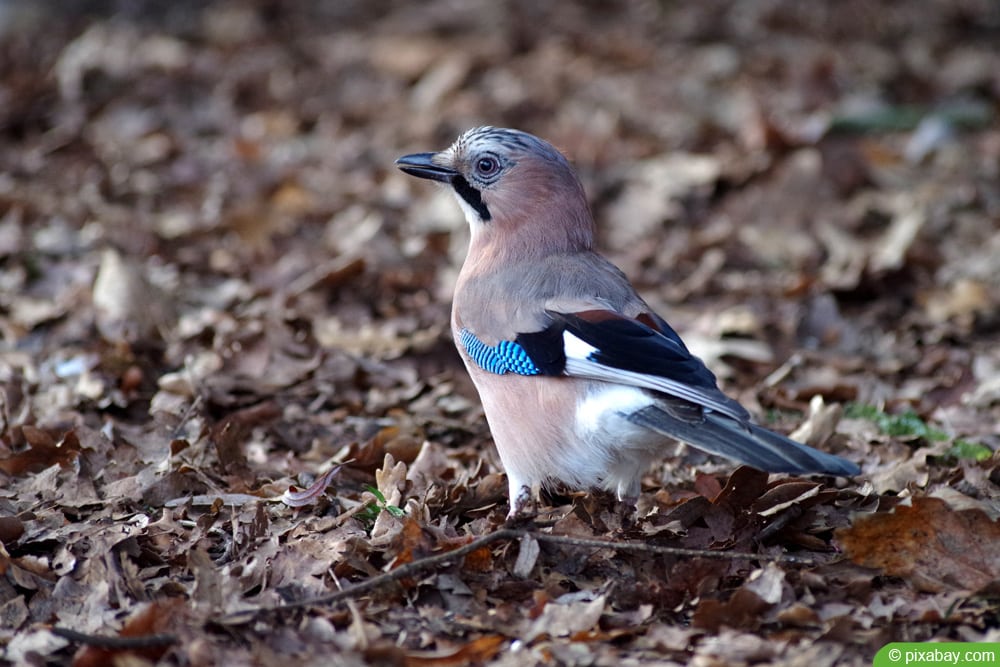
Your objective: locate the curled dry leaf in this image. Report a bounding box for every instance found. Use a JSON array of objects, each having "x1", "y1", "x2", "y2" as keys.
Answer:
[
  {"x1": 789, "y1": 395, "x2": 843, "y2": 448},
  {"x1": 92, "y1": 248, "x2": 171, "y2": 344},
  {"x1": 513, "y1": 533, "x2": 540, "y2": 579},
  {"x1": 281, "y1": 464, "x2": 343, "y2": 507}
]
